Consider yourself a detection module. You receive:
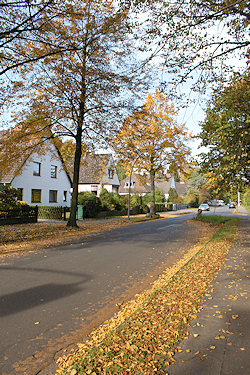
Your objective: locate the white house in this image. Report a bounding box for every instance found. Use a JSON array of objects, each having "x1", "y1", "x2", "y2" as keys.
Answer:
[
  {"x1": 120, "y1": 173, "x2": 177, "y2": 201},
  {"x1": 0, "y1": 141, "x2": 72, "y2": 206},
  {"x1": 67, "y1": 154, "x2": 120, "y2": 196}
]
